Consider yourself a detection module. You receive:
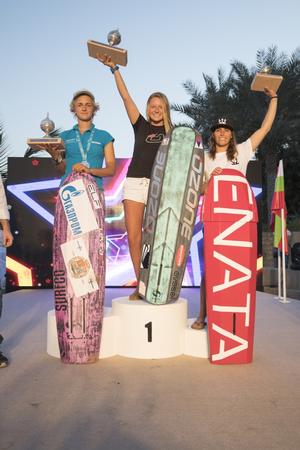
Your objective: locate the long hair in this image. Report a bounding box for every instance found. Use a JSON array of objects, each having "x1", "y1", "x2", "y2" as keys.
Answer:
[
  {"x1": 146, "y1": 92, "x2": 172, "y2": 133},
  {"x1": 208, "y1": 131, "x2": 238, "y2": 161}
]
